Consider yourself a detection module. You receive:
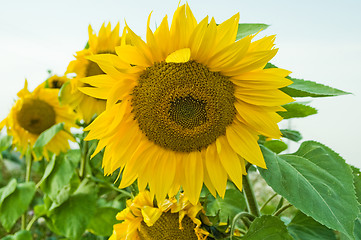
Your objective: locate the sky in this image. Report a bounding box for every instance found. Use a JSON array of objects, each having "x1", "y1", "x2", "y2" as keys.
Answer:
[{"x1": 0, "y1": 0, "x2": 360, "y2": 167}]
